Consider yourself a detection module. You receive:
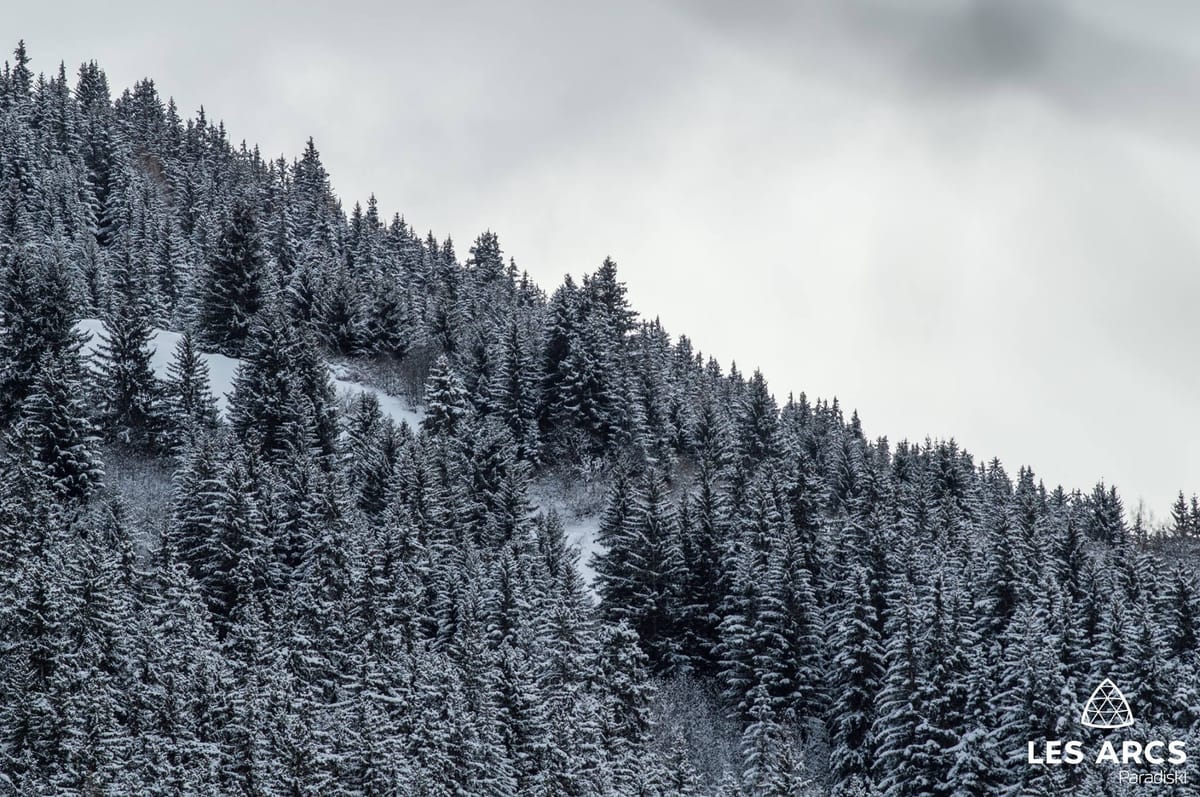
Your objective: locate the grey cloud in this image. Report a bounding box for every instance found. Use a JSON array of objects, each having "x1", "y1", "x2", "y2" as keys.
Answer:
[{"x1": 673, "y1": 0, "x2": 1200, "y2": 140}]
